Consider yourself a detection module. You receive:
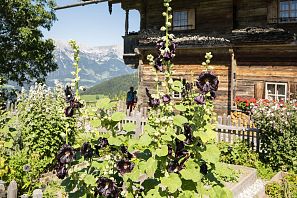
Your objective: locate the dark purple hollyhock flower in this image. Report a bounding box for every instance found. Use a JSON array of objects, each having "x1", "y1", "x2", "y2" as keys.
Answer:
[
  {"x1": 167, "y1": 160, "x2": 185, "y2": 173},
  {"x1": 148, "y1": 98, "x2": 160, "y2": 108},
  {"x1": 64, "y1": 85, "x2": 74, "y2": 103},
  {"x1": 56, "y1": 144, "x2": 74, "y2": 164},
  {"x1": 56, "y1": 164, "x2": 68, "y2": 179},
  {"x1": 194, "y1": 95, "x2": 206, "y2": 105},
  {"x1": 200, "y1": 163, "x2": 208, "y2": 175},
  {"x1": 146, "y1": 88, "x2": 160, "y2": 108},
  {"x1": 162, "y1": 94, "x2": 171, "y2": 104},
  {"x1": 95, "y1": 177, "x2": 119, "y2": 198},
  {"x1": 184, "y1": 124, "x2": 194, "y2": 144},
  {"x1": 116, "y1": 159, "x2": 135, "y2": 175},
  {"x1": 81, "y1": 142, "x2": 94, "y2": 159},
  {"x1": 70, "y1": 99, "x2": 83, "y2": 109},
  {"x1": 154, "y1": 57, "x2": 163, "y2": 72},
  {"x1": 156, "y1": 40, "x2": 166, "y2": 51},
  {"x1": 64, "y1": 106, "x2": 74, "y2": 117},
  {"x1": 95, "y1": 137, "x2": 109, "y2": 156},
  {"x1": 175, "y1": 139, "x2": 188, "y2": 158},
  {"x1": 196, "y1": 72, "x2": 219, "y2": 93}
]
